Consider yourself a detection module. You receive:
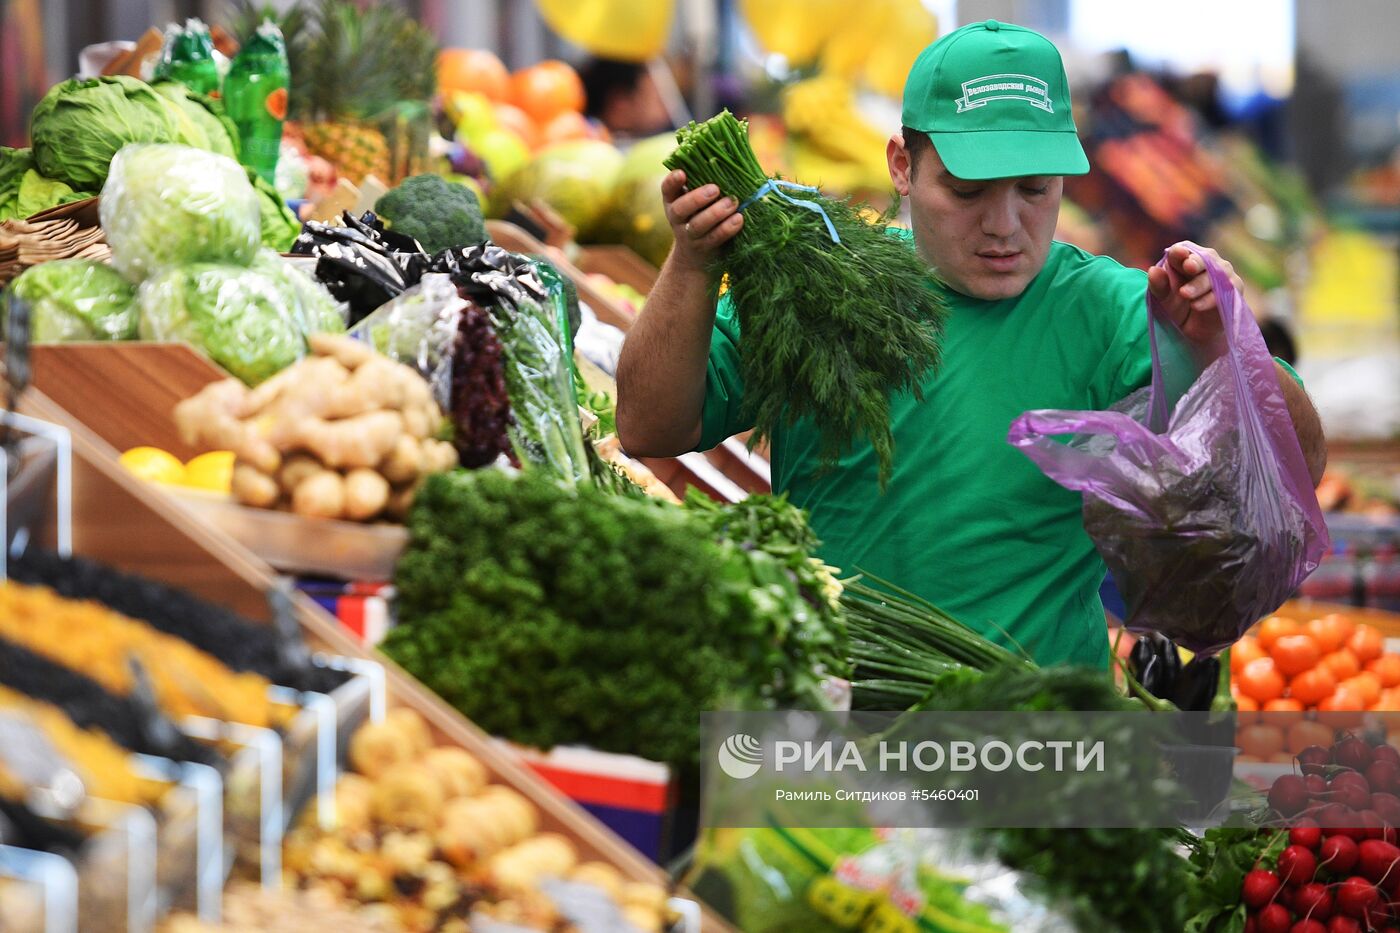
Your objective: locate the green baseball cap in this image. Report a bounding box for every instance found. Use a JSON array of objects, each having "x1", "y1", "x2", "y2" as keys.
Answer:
[{"x1": 901, "y1": 20, "x2": 1089, "y2": 180}]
